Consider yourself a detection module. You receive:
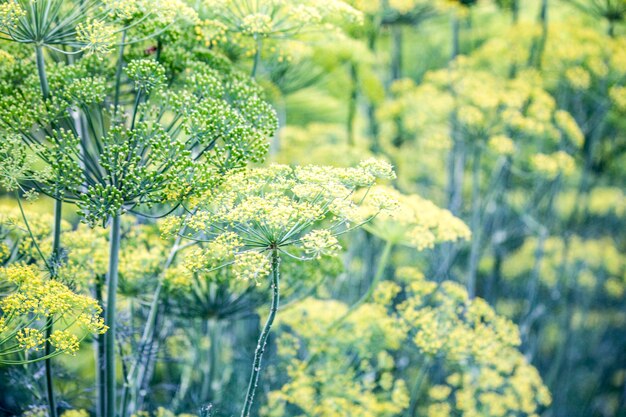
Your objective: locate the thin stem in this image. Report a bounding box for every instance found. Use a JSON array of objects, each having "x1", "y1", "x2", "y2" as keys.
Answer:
[
  {"x1": 35, "y1": 45, "x2": 50, "y2": 99},
  {"x1": 347, "y1": 62, "x2": 358, "y2": 147},
  {"x1": 95, "y1": 277, "x2": 106, "y2": 417},
  {"x1": 36, "y1": 43, "x2": 59, "y2": 417},
  {"x1": 240, "y1": 248, "x2": 280, "y2": 417},
  {"x1": 466, "y1": 147, "x2": 482, "y2": 299},
  {"x1": 451, "y1": 15, "x2": 460, "y2": 60},
  {"x1": 120, "y1": 227, "x2": 187, "y2": 417},
  {"x1": 251, "y1": 36, "x2": 262, "y2": 78},
  {"x1": 44, "y1": 200, "x2": 62, "y2": 417},
  {"x1": 44, "y1": 316, "x2": 57, "y2": 417},
  {"x1": 105, "y1": 215, "x2": 122, "y2": 417},
  {"x1": 114, "y1": 31, "x2": 127, "y2": 110}
]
